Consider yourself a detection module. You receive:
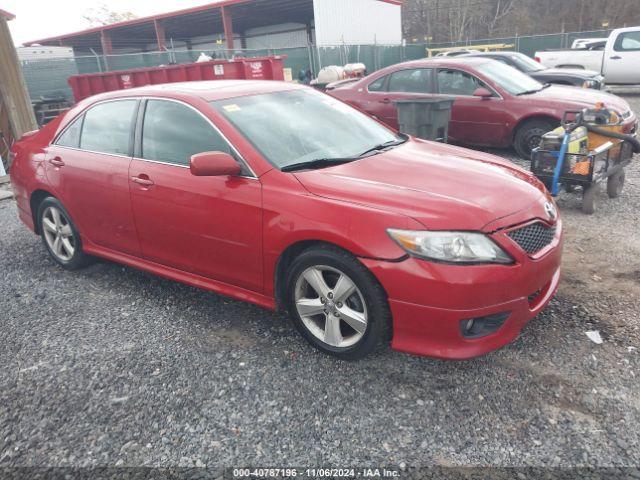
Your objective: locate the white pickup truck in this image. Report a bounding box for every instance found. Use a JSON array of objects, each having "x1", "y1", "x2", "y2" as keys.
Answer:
[{"x1": 535, "y1": 26, "x2": 640, "y2": 84}]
